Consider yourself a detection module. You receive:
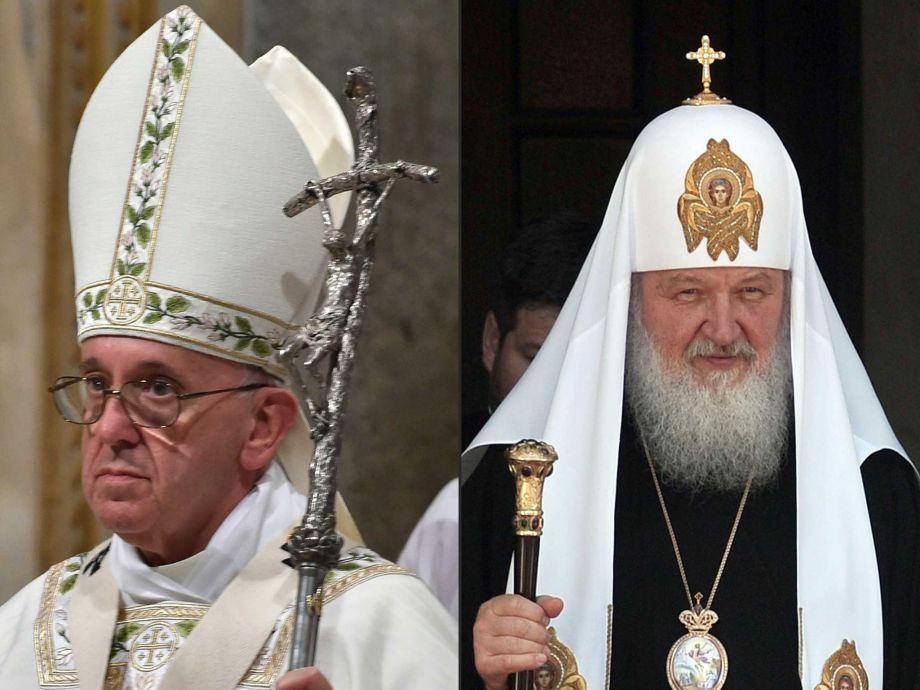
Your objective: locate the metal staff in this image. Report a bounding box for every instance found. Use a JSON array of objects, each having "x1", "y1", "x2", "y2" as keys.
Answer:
[
  {"x1": 506, "y1": 440, "x2": 558, "y2": 690},
  {"x1": 279, "y1": 66, "x2": 439, "y2": 670}
]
